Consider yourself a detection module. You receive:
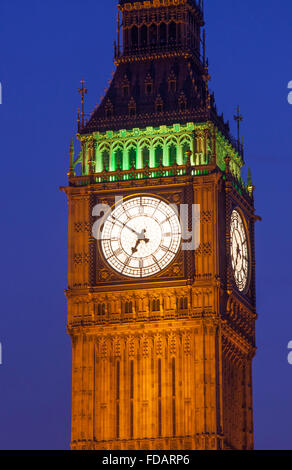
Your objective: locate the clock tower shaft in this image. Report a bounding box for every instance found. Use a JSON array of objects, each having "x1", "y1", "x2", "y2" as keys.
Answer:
[{"x1": 62, "y1": 0, "x2": 257, "y2": 451}]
